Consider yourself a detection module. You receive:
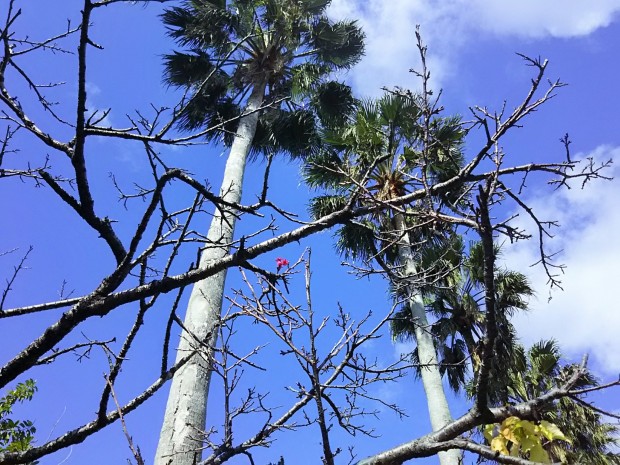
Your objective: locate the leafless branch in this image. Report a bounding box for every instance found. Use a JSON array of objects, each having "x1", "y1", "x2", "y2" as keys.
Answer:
[
  {"x1": 104, "y1": 376, "x2": 145, "y2": 465},
  {"x1": 0, "y1": 245, "x2": 32, "y2": 311}
]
